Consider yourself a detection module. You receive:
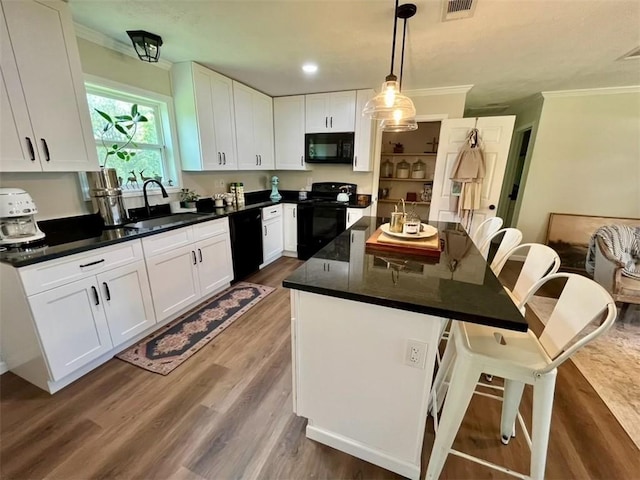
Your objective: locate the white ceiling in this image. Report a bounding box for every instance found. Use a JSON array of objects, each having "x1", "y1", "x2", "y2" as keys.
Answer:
[{"x1": 68, "y1": 0, "x2": 640, "y2": 110}]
